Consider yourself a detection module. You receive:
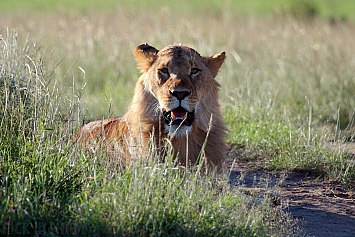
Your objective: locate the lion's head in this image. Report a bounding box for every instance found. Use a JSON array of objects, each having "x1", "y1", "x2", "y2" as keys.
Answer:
[
  {"x1": 75, "y1": 43, "x2": 227, "y2": 169},
  {"x1": 134, "y1": 44, "x2": 226, "y2": 137}
]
